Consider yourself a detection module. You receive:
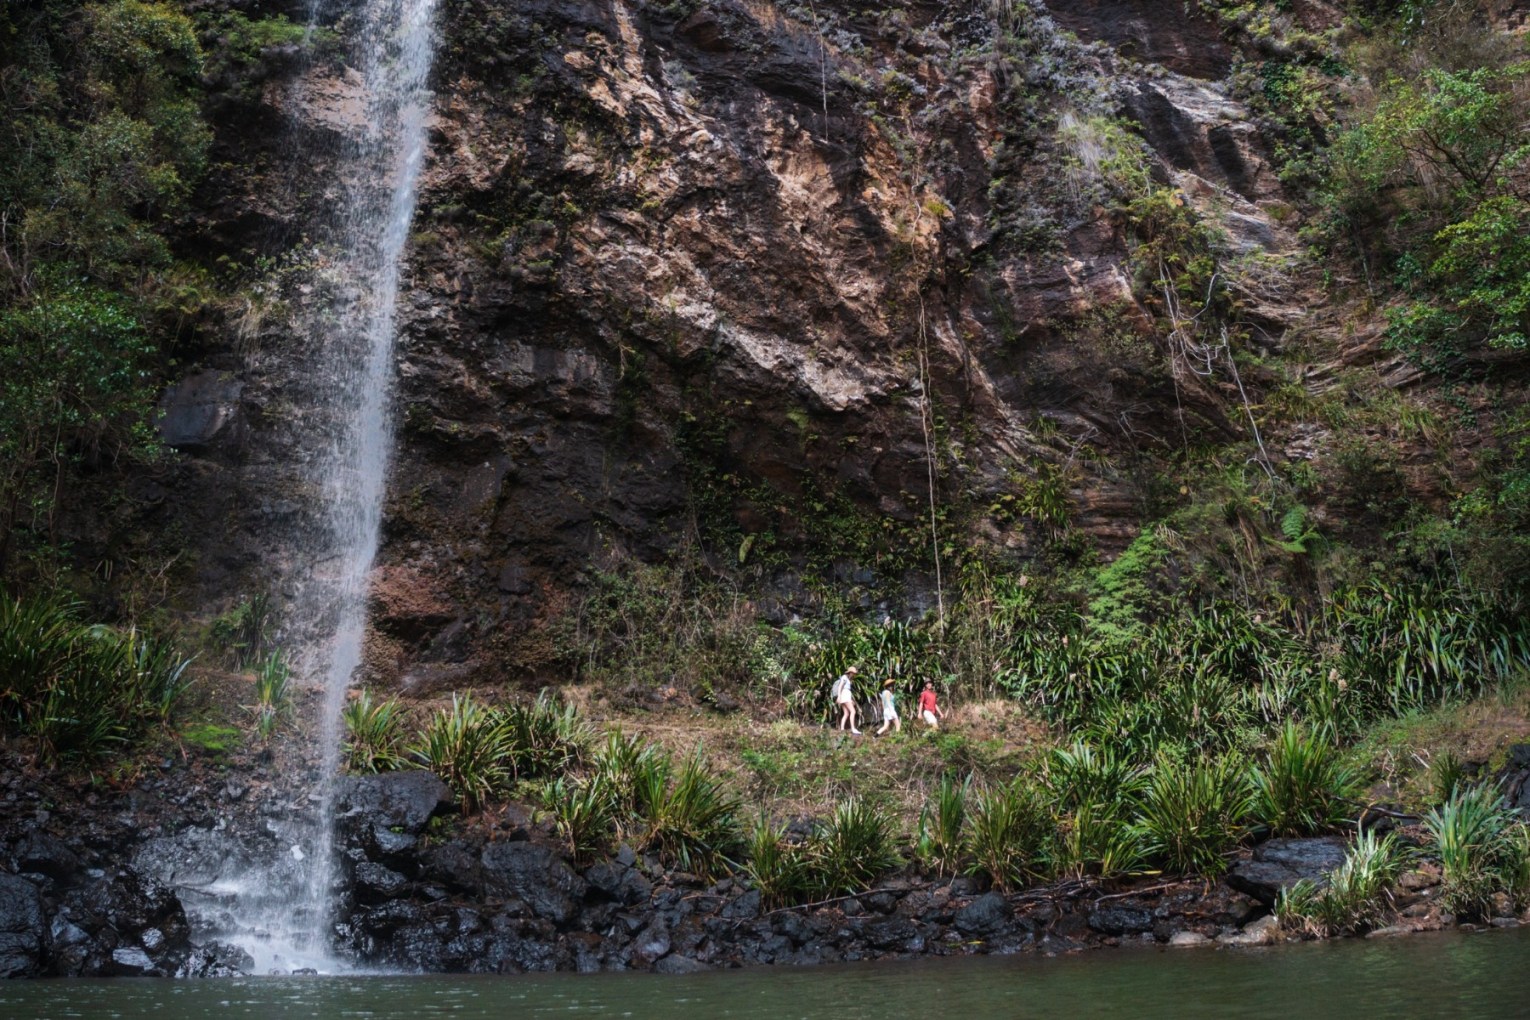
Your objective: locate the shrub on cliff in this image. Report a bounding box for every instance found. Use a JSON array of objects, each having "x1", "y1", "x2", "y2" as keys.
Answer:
[
  {"x1": 342, "y1": 688, "x2": 409, "y2": 773},
  {"x1": 1425, "y1": 783, "x2": 1530, "y2": 919},
  {"x1": 0, "y1": 591, "x2": 194, "y2": 762},
  {"x1": 963, "y1": 780, "x2": 1053, "y2": 891},
  {"x1": 408, "y1": 693, "x2": 512, "y2": 812},
  {"x1": 635, "y1": 751, "x2": 744, "y2": 882},
  {"x1": 1132, "y1": 755, "x2": 1254, "y2": 877},
  {"x1": 812, "y1": 799, "x2": 902, "y2": 897},
  {"x1": 1251, "y1": 722, "x2": 1359, "y2": 837}
]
